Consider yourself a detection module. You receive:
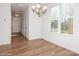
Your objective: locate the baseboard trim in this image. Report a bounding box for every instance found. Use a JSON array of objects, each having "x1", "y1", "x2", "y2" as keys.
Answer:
[{"x1": 43, "y1": 38, "x2": 79, "y2": 54}]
